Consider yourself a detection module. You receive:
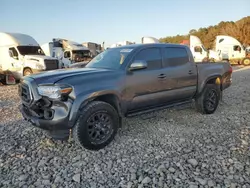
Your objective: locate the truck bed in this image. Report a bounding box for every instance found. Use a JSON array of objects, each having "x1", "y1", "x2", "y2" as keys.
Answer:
[{"x1": 195, "y1": 61, "x2": 232, "y2": 93}]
